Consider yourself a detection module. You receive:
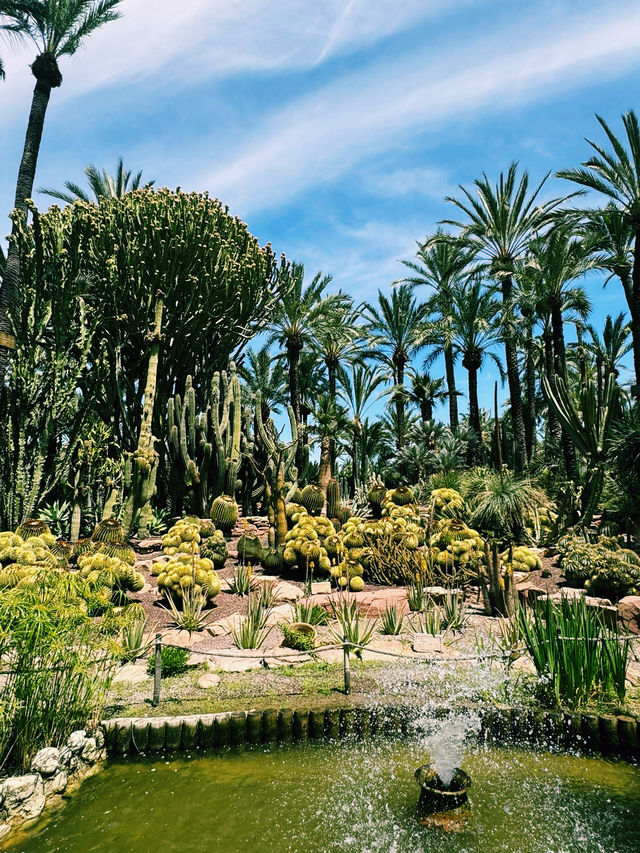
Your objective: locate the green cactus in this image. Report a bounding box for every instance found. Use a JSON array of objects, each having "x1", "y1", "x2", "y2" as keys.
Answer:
[
  {"x1": 210, "y1": 494, "x2": 239, "y2": 535},
  {"x1": 326, "y1": 478, "x2": 340, "y2": 519},
  {"x1": 301, "y1": 485, "x2": 325, "y2": 516},
  {"x1": 91, "y1": 518, "x2": 125, "y2": 545}
]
